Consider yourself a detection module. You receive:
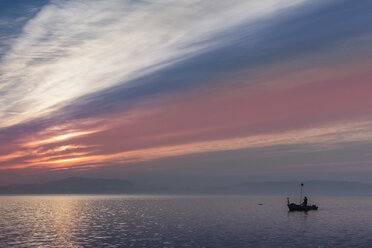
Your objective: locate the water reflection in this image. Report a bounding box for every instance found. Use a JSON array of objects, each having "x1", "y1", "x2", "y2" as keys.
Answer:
[
  {"x1": 50, "y1": 197, "x2": 81, "y2": 247},
  {"x1": 0, "y1": 195, "x2": 372, "y2": 248}
]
